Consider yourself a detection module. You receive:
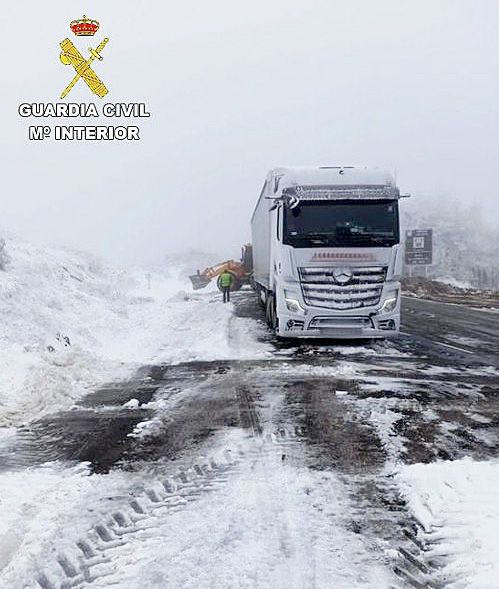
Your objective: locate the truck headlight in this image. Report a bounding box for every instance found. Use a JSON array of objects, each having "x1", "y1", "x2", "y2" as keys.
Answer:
[
  {"x1": 284, "y1": 291, "x2": 306, "y2": 315},
  {"x1": 379, "y1": 295, "x2": 398, "y2": 314}
]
